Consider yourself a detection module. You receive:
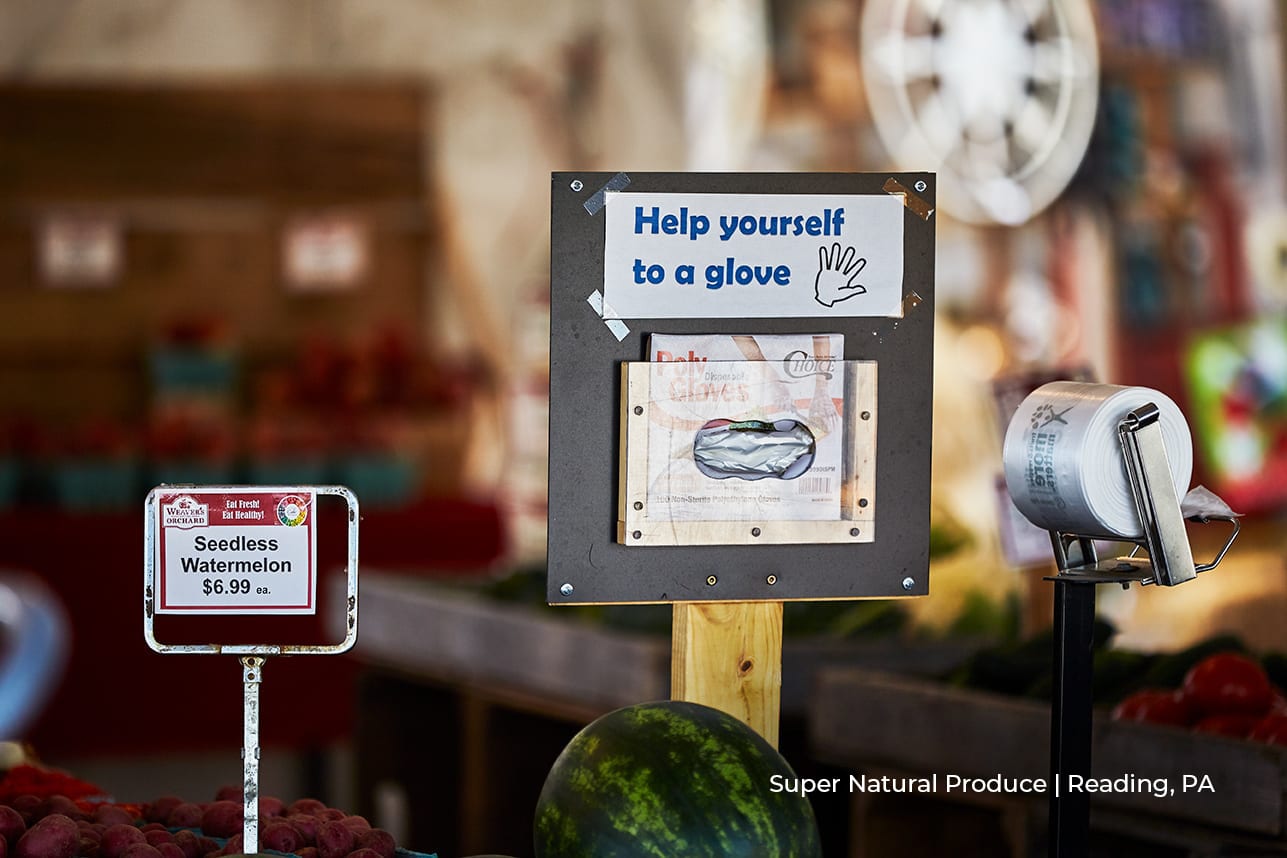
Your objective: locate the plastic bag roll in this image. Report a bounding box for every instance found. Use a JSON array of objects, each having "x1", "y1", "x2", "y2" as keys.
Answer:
[{"x1": 1002, "y1": 381, "x2": 1193, "y2": 540}]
